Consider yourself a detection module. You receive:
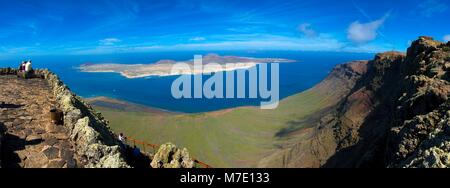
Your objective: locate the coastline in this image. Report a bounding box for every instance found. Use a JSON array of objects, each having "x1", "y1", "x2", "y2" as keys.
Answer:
[
  {"x1": 85, "y1": 96, "x2": 179, "y2": 115},
  {"x1": 78, "y1": 54, "x2": 296, "y2": 79},
  {"x1": 85, "y1": 95, "x2": 256, "y2": 116},
  {"x1": 79, "y1": 63, "x2": 259, "y2": 79}
]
